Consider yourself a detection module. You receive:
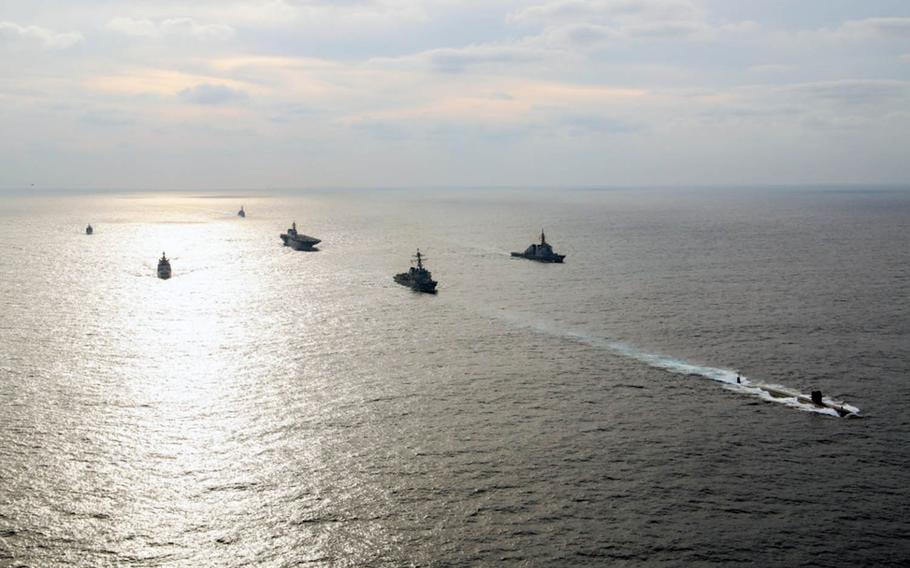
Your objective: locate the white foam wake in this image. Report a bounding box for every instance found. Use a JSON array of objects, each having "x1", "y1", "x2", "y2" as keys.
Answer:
[{"x1": 527, "y1": 321, "x2": 860, "y2": 418}]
